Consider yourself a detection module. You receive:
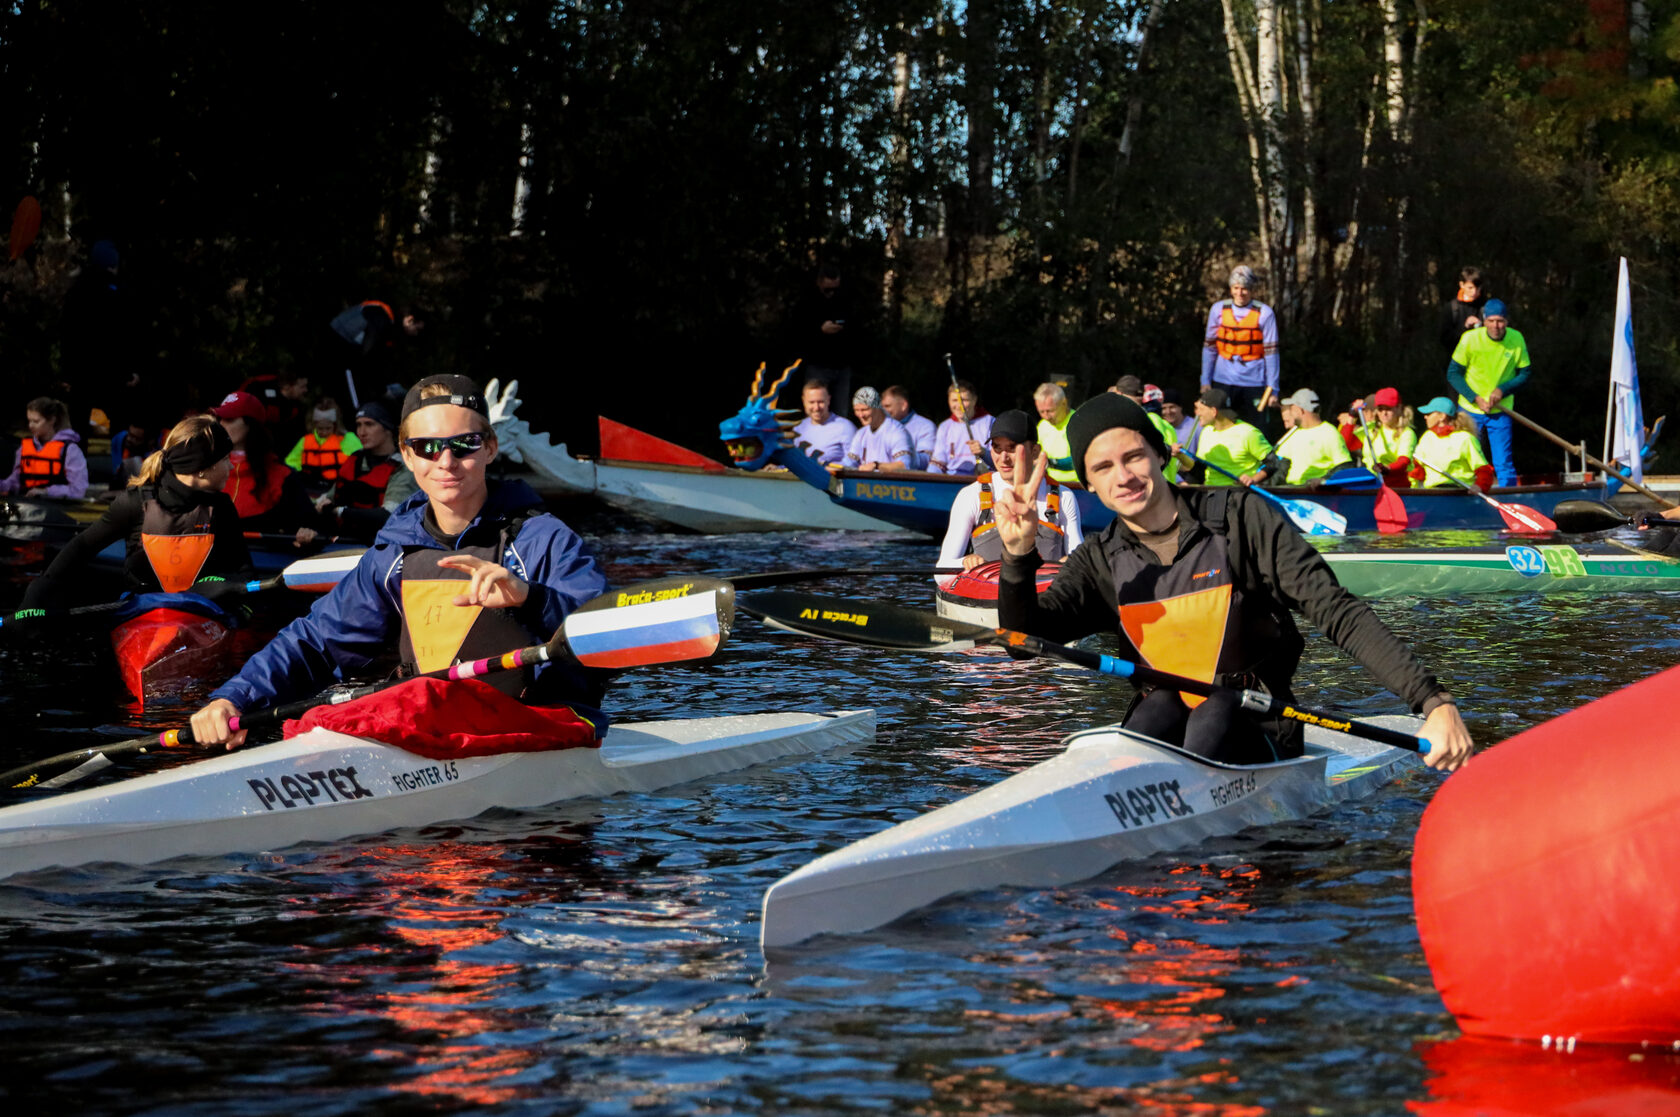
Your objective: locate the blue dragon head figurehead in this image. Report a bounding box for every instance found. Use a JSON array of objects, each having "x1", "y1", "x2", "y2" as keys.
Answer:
[{"x1": 720, "y1": 361, "x2": 802, "y2": 471}]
